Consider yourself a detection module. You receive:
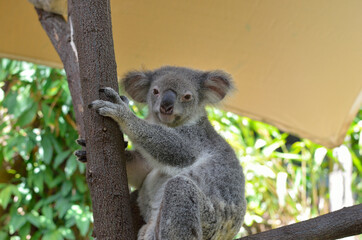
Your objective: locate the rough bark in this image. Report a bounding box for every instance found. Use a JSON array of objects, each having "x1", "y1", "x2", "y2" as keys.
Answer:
[
  {"x1": 35, "y1": 8, "x2": 85, "y2": 138},
  {"x1": 69, "y1": 0, "x2": 135, "y2": 239},
  {"x1": 238, "y1": 204, "x2": 362, "y2": 240}
]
